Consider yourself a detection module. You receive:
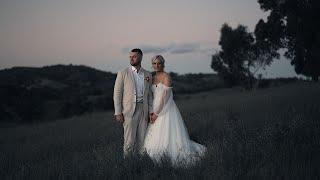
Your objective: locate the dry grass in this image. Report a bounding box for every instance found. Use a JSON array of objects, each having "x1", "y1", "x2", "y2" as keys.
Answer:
[{"x1": 1, "y1": 81, "x2": 320, "y2": 179}]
